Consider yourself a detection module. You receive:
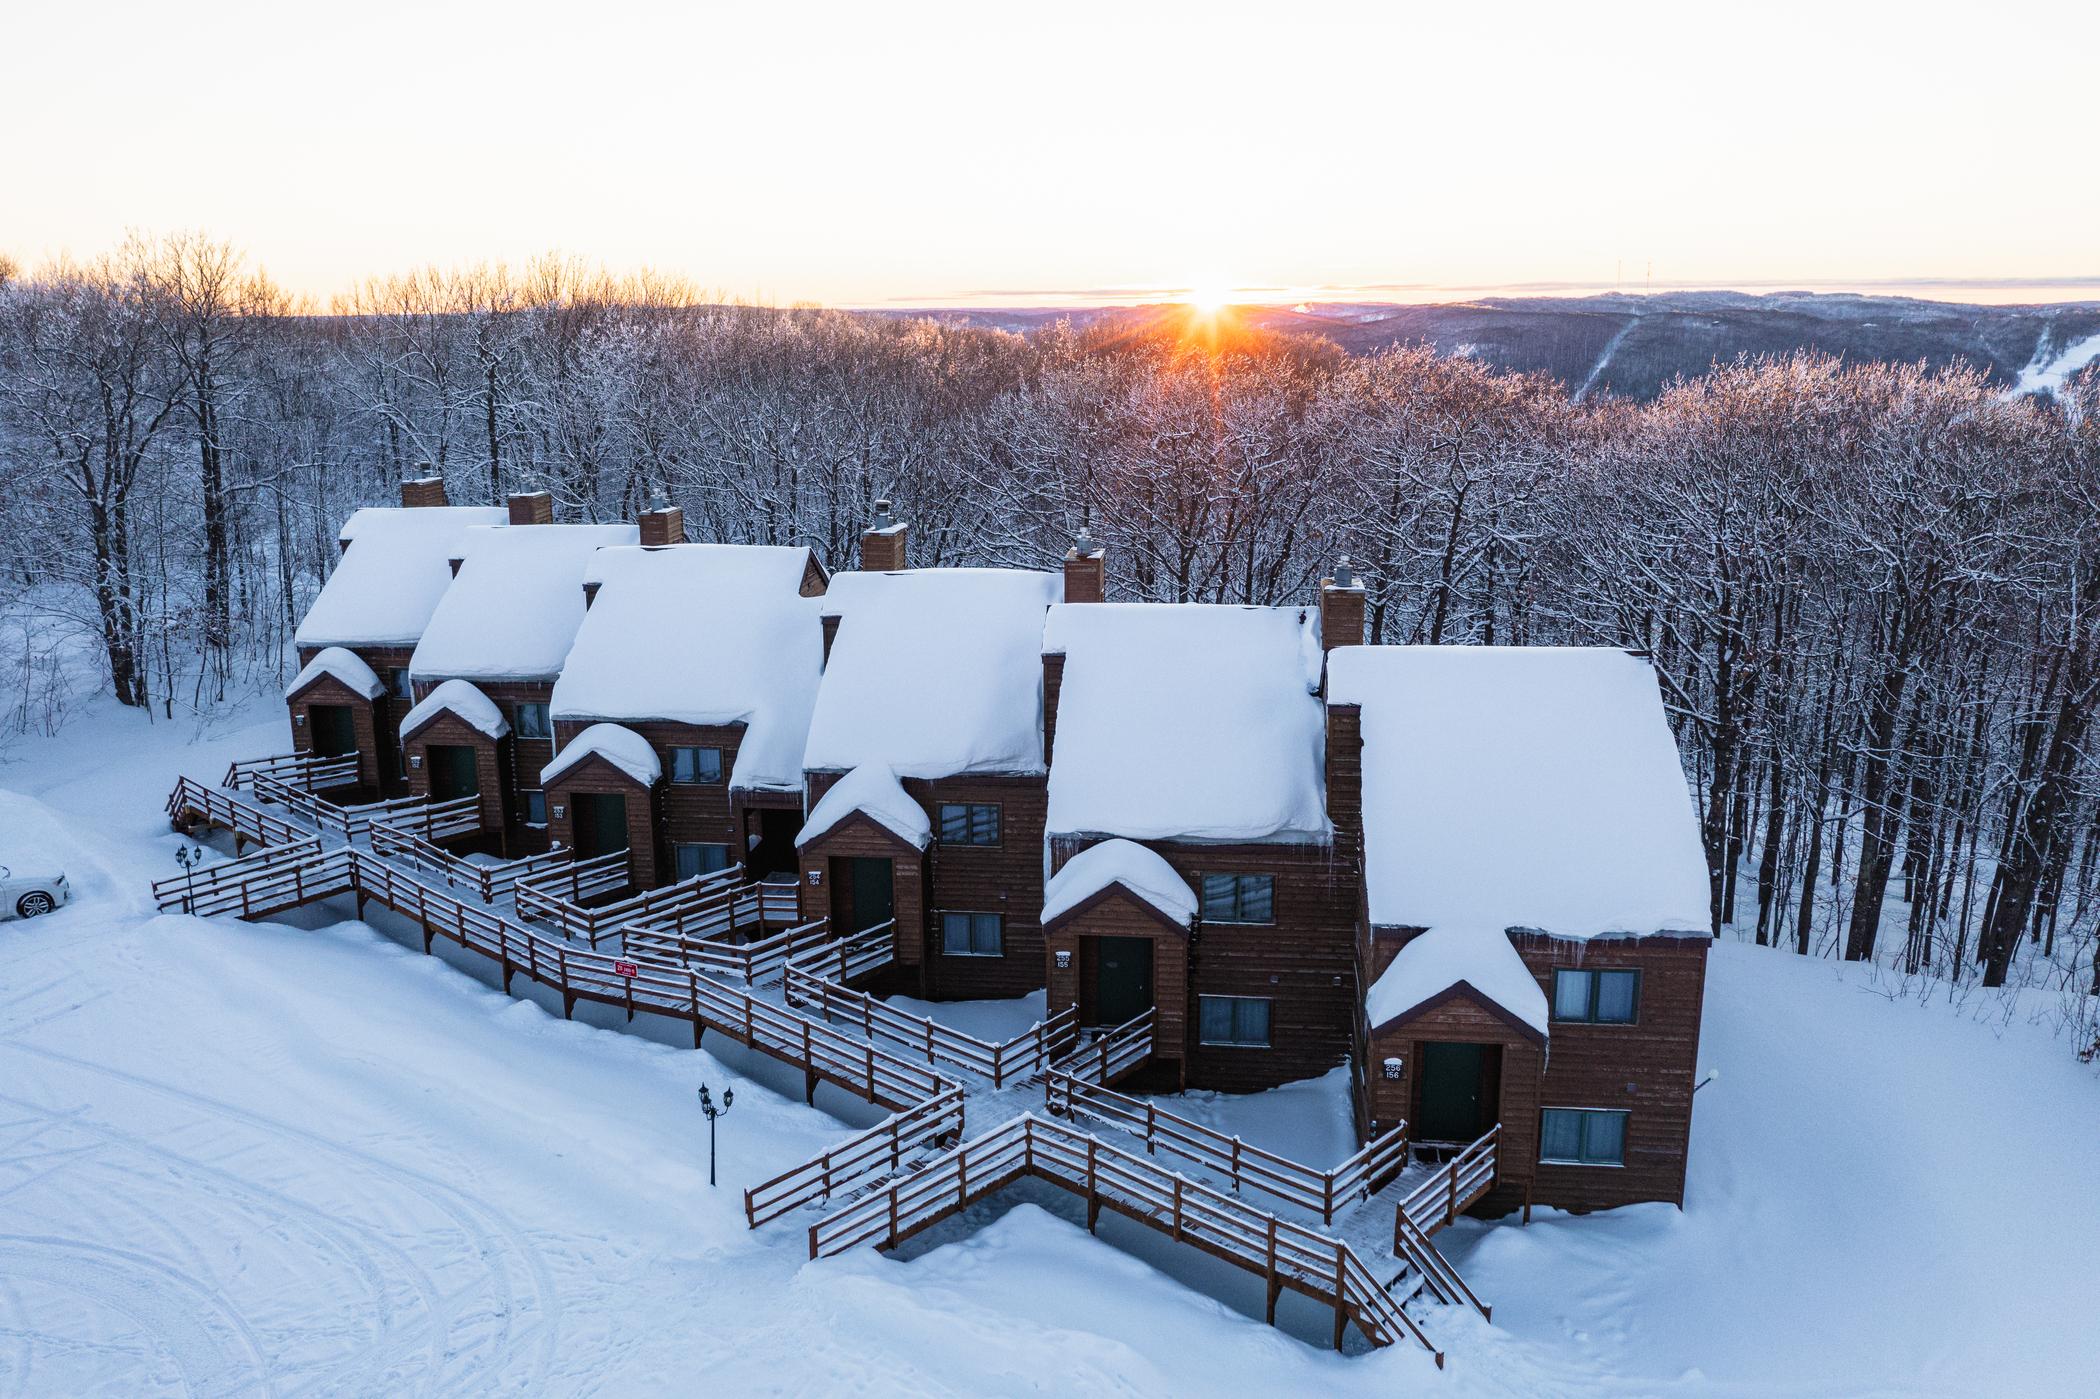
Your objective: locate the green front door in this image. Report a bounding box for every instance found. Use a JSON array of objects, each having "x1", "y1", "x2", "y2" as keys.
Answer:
[
  {"x1": 1092, "y1": 936, "x2": 1154, "y2": 1026},
  {"x1": 427, "y1": 744, "x2": 479, "y2": 801},
  {"x1": 1416, "y1": 1042, "x2": 1494, "y2": 1143},
  {"x1": 572, "y1": 792, "x2": 629, "y2": 859},
  {"x1": 831, "y1": 856, "x2": 894, "y2": 933},
  {"x1": 309, "y1": 704, "x2": 357, "y2": 758}
]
